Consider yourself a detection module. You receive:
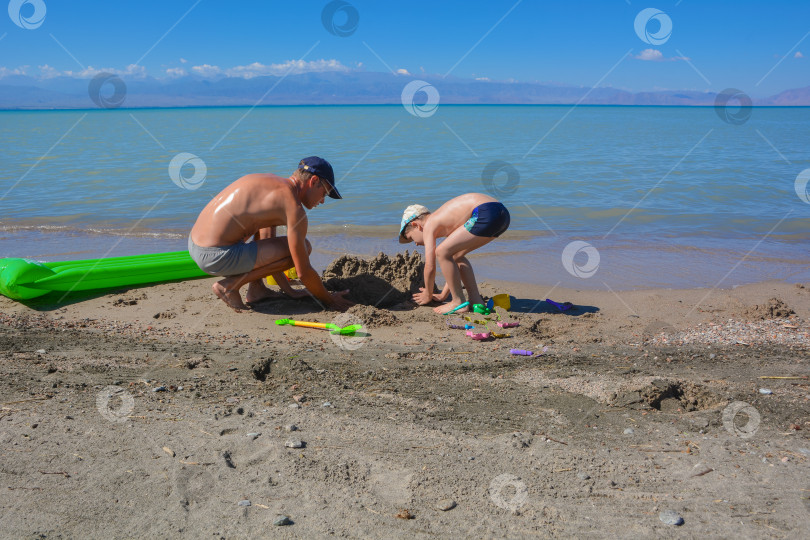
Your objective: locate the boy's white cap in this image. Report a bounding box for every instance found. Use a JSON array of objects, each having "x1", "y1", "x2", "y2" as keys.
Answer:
[{"x1": 398, "y1": 204, "x2": 429, "y2": 243}]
